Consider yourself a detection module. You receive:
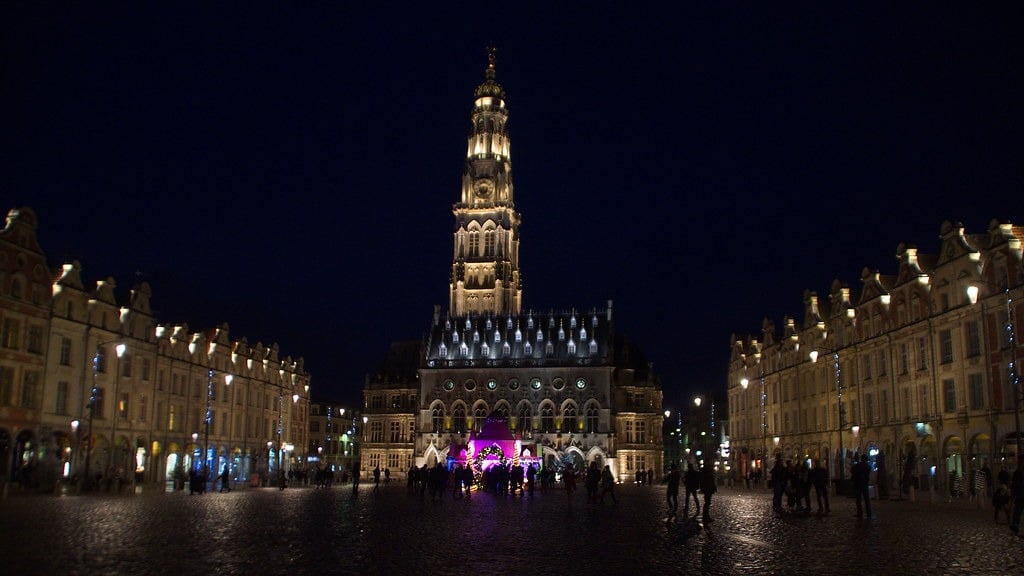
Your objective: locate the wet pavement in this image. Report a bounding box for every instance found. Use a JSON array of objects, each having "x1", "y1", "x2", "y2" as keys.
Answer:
[{"x1": 0, "y1": 482, "x2": 1021, "y2": 575}]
